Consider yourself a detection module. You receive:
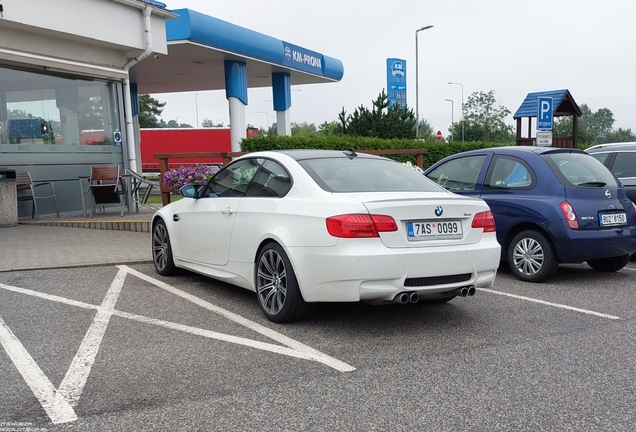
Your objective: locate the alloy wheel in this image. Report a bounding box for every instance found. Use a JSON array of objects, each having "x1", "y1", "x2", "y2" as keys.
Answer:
[{"x1": 257, "y1": 249, "x2": 287, "y2": 316}]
